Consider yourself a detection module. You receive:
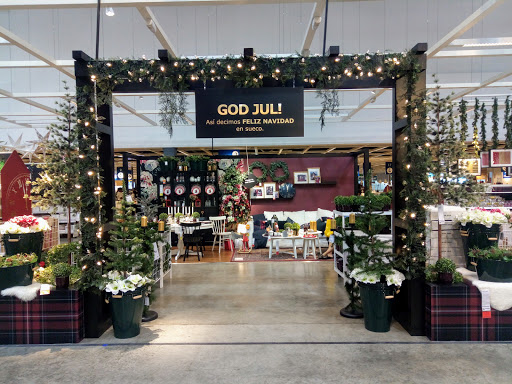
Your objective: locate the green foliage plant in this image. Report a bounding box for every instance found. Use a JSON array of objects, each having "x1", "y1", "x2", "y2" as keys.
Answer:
[
  {"x1": 480, "y1": 102, "x2": 488, "y2": 152},
  {"x1": 192, "y1": 211, "x2": 200, "y2": 219},
  {"x1": 469, "y1": 246, "x2": 512, "y2": 262},
  {"x1": 52, "y1": 262, "x2": 73, "y2": 278},
  {"x1": 0, "y1": 253, "x2": 37, "y2": 268},
  {"x1": 505, "y1": 96, "x2": 512, "y2": 149},
  {"x1": 425, "y1": 258, "x2": 463, "y2": 284},
  {"x1": 44, "y1": 242, "x2": 81, "y2": 265},
  {"x1": 159, "y1": 213, "x2": 169, "y2": 222},
  {"x1": 491, "y1": 97, "x2": 500, "y2": 149}
]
